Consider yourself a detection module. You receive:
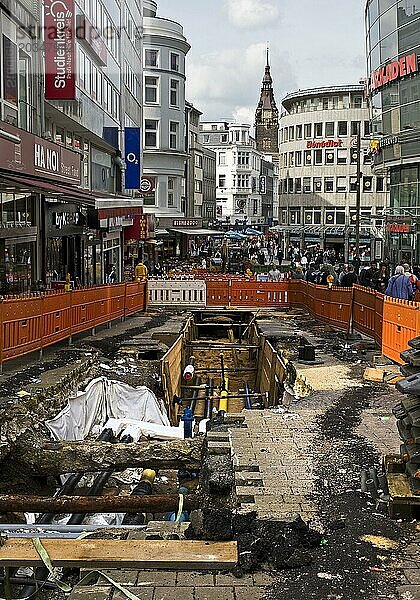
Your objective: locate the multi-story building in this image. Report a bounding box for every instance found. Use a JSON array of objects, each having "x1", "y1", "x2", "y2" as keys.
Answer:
[
  {"x1": 142, "y1": 0, "x2": 190, "y2": 231},
  {"x1": 200, "y1": 122, "x2": 266, "y2": 227},
  {"x1": 365, "y1": 0, "x2": 420, "y2": 265},
  {"x1": 278, "y1": 85, "x2": 389, "y2": 261},
  {"x1": 185, "y1": 102, "x2": 216, "y2": 221}
]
